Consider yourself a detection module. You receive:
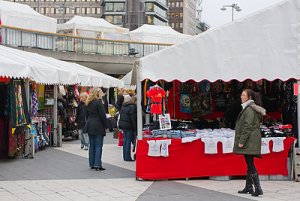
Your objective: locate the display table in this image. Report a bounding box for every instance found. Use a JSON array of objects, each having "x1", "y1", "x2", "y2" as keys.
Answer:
[{"x1": 136, "y1": 137, "x2": 295, "y2": 180}]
